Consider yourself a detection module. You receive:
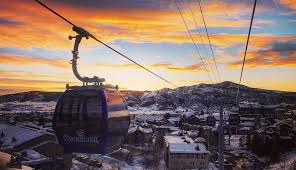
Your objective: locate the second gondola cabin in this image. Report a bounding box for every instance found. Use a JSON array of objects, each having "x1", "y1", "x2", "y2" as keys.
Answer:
[{"x1": 53, "y1": 86, "x2": 130, "y2": 154}]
